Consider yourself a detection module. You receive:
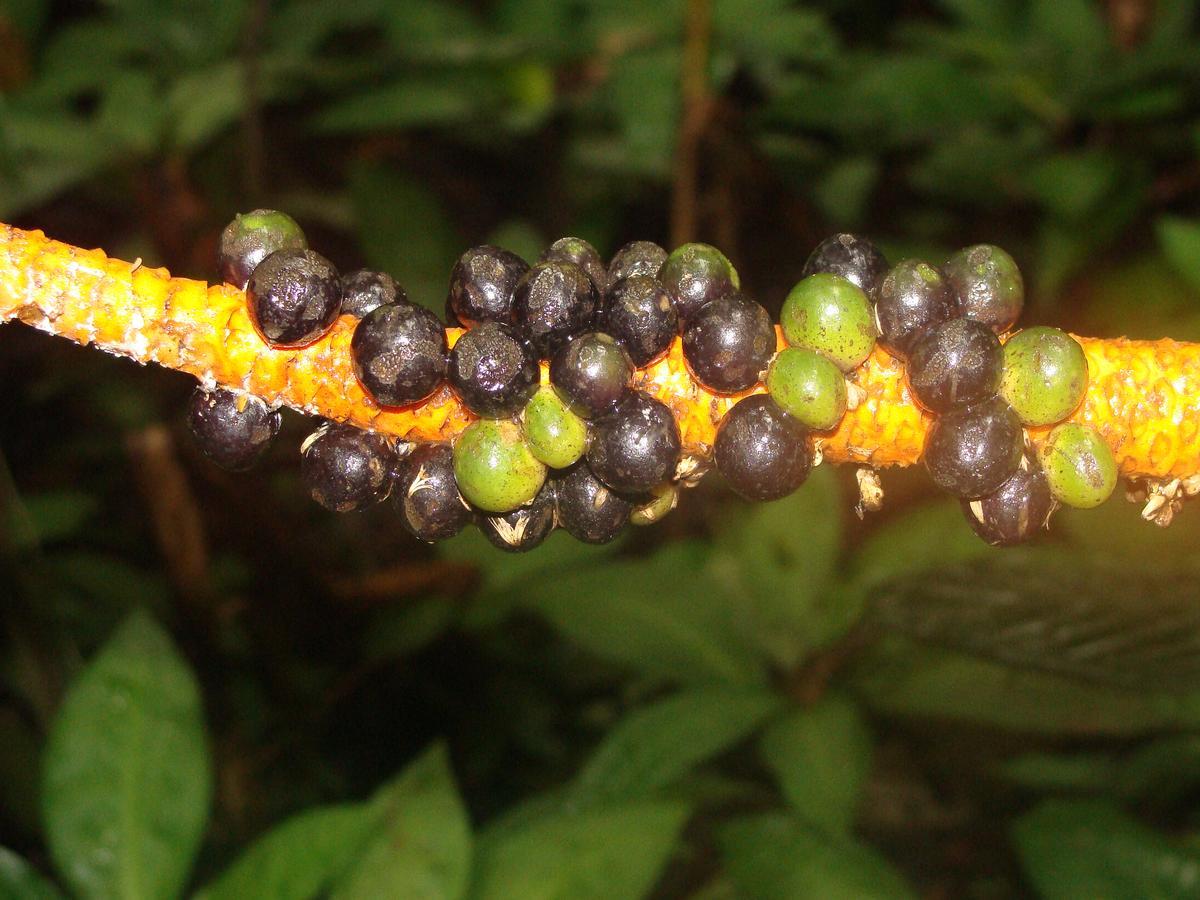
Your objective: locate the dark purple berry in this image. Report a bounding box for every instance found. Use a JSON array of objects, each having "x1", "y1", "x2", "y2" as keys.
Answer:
[
  {"x1": 447, "y1": 322, "x2": 539, "y2": 418},
  {"x1": 480, "y1": 479, "x2": 557, "y2": 552},
  {"x1": 513, "y1": 260, "x2": 599, "y2": 357},
  {"x1": 586, "y1": 391, "x2": 681, "y2": 494},
  {"x1": 923, "y1": 397, "x2": 1024, "y2": 499},
  {"x1": 550, "y1": 331, "x2": 633, "y2": 420},
  {"x1": 874, "y1": 259, "x2": 958, "y2": 360},
  {"x1": 446, "y1": 245, "x2": 529, "y2": 327},
  {"x1": 553, "y1": 463, "x2": 631, "y2": 545},
  {"x1": 714, "y1": 394, "x2": 811, "y2": 501},
  {"x1": 351, "y1": 303, "x2": 447, "y2": 407},
  {"x1": 801, "y1": 233, "x2": 888, "y2": 300},
  {"x1": 608, "y1": 241, "x2": 668, "y2": 285},
  {"x1": 341, "y1": 269, "x2": 405, "y2": 318},
  {"x1": 301, "y1": 423, "x2": 393, "y2": 512},
  {"x1": 658, "y1": 243, "x2": 739, "y2": 322},
  {"x1": 906, "y1": 318, "x2": 1002, "y2": 414},
  {"x1": 542, "y1": 237, "x2": 607, "y2": 295},
  {"x1": 218, "y1": 209, "x2": 306, "y2": 290},
  {"x1": 247, "y1": 248, "x2": 342, "y2": 348},
  {"x1": 682, "y1": 293, "x2": 775, "y2": 393},
  {"x1": 186, "y1": 387, "x2": 281, "y2": 471},
  {"x1": 393, "y1": 443, "x2": 471, "y2": 542},
  {"x1": 602, "y1": 275, "x2": 678, "y2": 366},
  {"x1": 943, "y1": 244, "x2": 1024, "y2": 334},
  {"x1": 962, "y1": 460, "x2": 1054, "y2": 547}
]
